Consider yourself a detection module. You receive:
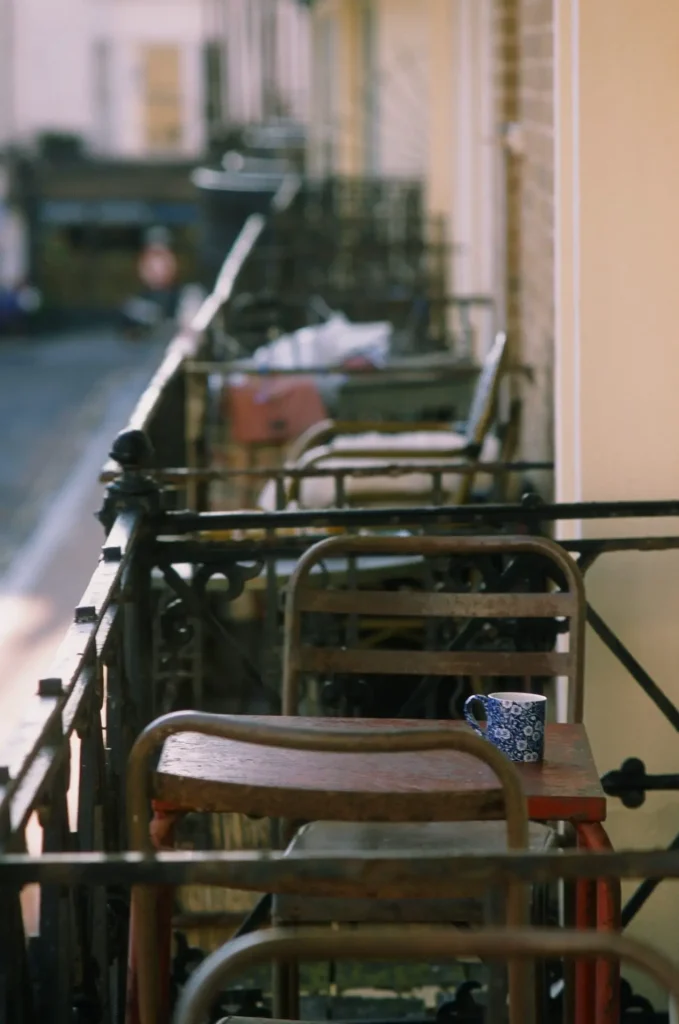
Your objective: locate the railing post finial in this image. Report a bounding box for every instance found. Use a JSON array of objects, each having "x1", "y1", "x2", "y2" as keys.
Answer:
[{"x1": 96, "y1": 428, "x2": 160, "y2": 533}]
